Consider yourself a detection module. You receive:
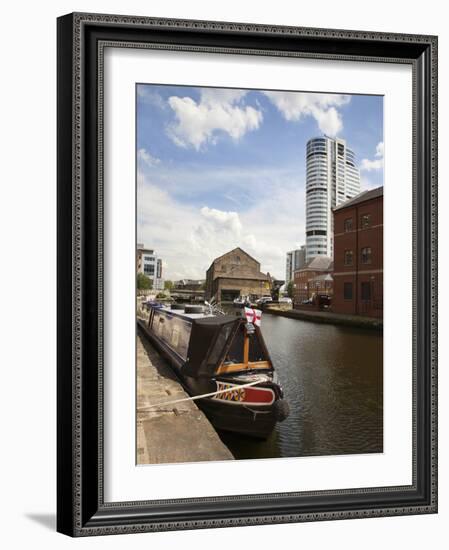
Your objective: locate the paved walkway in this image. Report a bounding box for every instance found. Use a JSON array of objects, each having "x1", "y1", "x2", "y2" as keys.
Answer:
[
  {"x1": 265, "y1": 307, "x2": 383, "y2": 329},
  {"x1": 136, "y1": 330, "x2": 234, "y2": 465}
]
